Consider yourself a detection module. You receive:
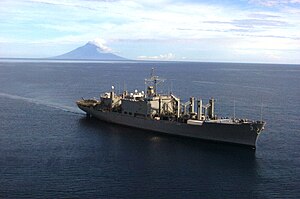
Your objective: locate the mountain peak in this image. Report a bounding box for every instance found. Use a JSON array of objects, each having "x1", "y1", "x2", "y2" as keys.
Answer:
[
  {"x1": 51, "y1": 41, "x2": 127, "y2": 60},
  {"x1": 82, "y1": 42, "x2": 105, "y2": 53}
]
